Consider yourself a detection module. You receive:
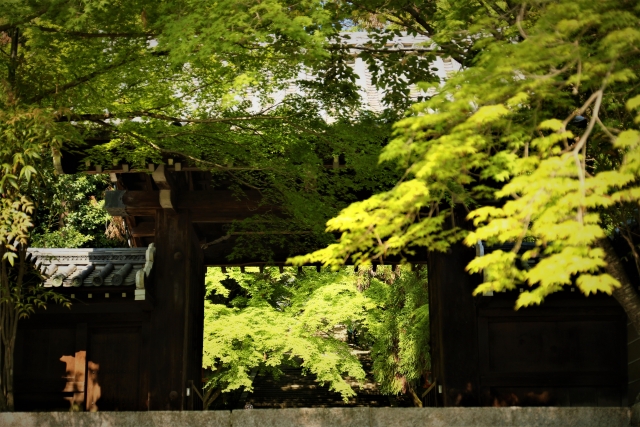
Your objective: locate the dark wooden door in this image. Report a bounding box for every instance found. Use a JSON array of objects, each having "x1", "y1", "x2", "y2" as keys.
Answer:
[
  {"x1": 14, "y1": 326, "x2": 76, "y2": 411},
  {"x1": 87, "y1": 327, "x2": 141, "y2": 411}
]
